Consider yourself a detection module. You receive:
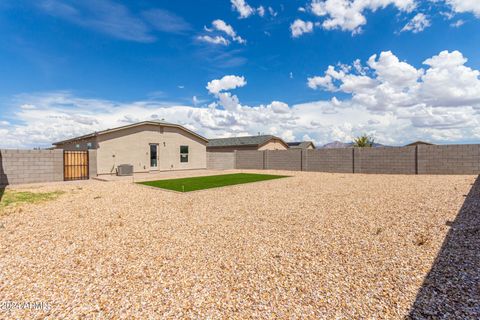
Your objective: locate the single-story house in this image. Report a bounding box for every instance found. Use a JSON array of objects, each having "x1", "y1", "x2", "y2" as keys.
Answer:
[
  {"x1": 287, "y1": 141, "x2": 316, "y2": 150},
  {"x1": 53, "y1": 121, "x2": 208, "y2": 175},
  {"x1": 207, "y1": 135, "x2": 289, "y2": 152}
]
